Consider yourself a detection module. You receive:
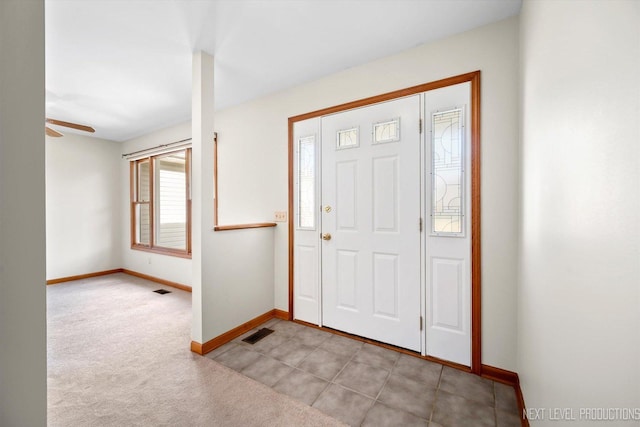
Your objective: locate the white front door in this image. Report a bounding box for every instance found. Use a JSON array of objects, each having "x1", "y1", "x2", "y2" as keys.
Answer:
[{"x1": 320, "y1": 95, "x2": 422, "y2": 352}]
